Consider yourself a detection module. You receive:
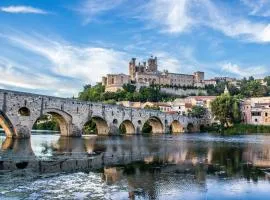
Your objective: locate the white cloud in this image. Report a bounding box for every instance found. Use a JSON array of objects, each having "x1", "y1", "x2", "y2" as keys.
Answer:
[
  {"x1": 221, "y1": 62, "x2": 268, "y2": 78},
  {"x1": 199, "y1": 0, "x2": 270, "y2": 43},
  {"x1": 139, "y1": 0, "x2": 270, "y2": 43},
  {"x1": 241, "y1": 0, "x2": 270, "y2": 17},
  {"x1": 0, "y1": 6, "x2": 47, "y2": 14},
  {"x1": 0, "y1": 33, "x2": 129, "y2": 97},
  {"x1": 0, "y1": 57, "x2": 77, "y2": 96},
  {"x1": 76, "y1": 0, "x2": 125, "y2": 24},
  {"x1": 143, "y1": 0, "x2": 191, "y2": 34},
  {"x1": 154, "y1": 52, "x2": 182, "y2": 73}
]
